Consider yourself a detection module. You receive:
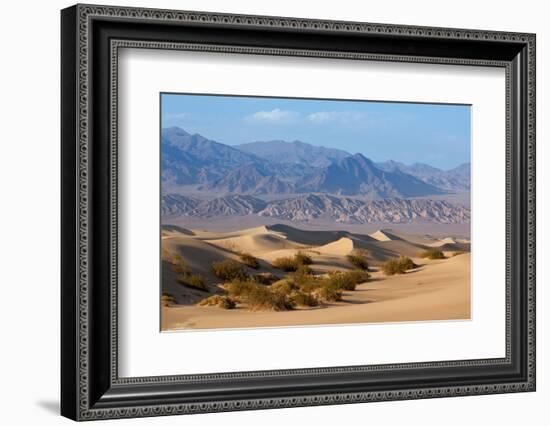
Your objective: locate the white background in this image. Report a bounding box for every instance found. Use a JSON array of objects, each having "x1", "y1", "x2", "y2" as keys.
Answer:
[
  {"x1": 119, "y1": 49, "x2": 505, "y2": 377},
  {"x1": 0, "y1": 0, "x2": 547, "y2": 425}
]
